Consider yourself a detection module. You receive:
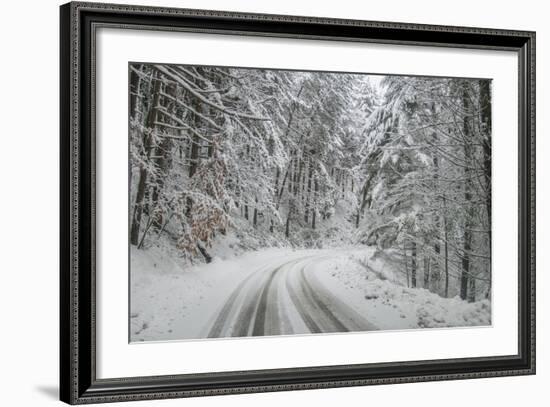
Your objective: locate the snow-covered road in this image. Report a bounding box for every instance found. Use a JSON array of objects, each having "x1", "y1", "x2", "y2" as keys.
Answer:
[
  {"x1": 131, "y1": 246, "x2": 491, "y2": 342},
  {"x1": 205, "y1": 253, "x2": 378, "y2": 338}
]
